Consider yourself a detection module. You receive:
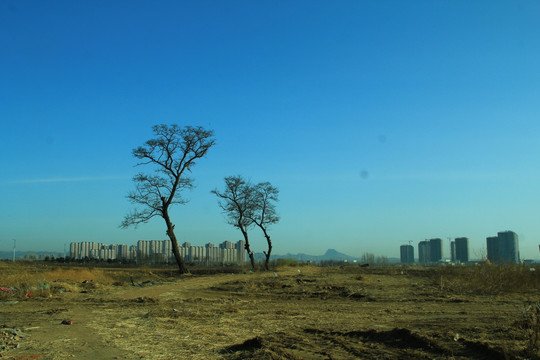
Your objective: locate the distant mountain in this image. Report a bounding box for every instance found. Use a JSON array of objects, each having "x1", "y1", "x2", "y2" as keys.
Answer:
[
  {"x1": 321, "y1": 249, "x2": 352, "y2": 260},
  {"x1": 254, "y1": 248, "x2": 361, "y2": 262}
]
